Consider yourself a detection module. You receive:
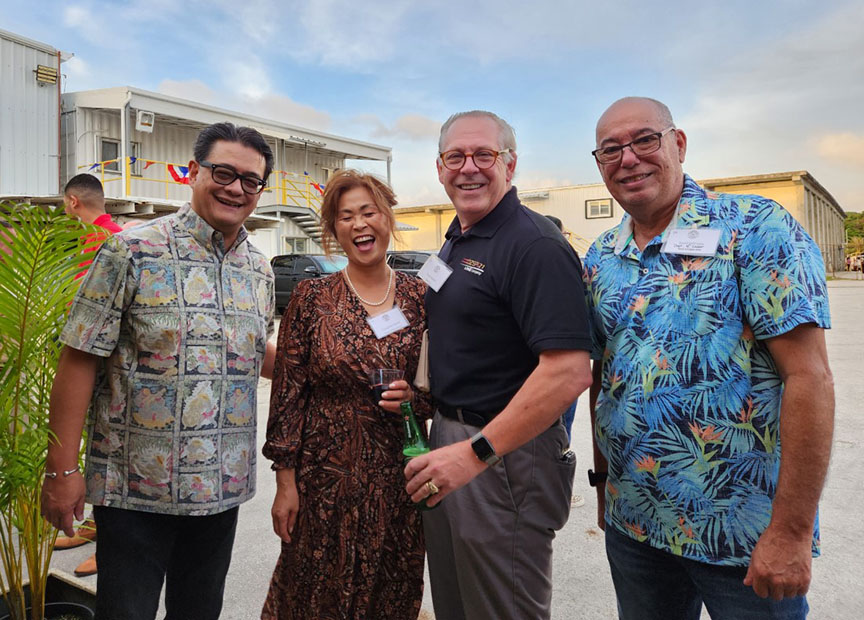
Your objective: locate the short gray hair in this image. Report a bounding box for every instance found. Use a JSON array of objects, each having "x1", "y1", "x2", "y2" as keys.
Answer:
[{"x1": 438, "y1": 110, "x2": 517, "y2": 163}]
